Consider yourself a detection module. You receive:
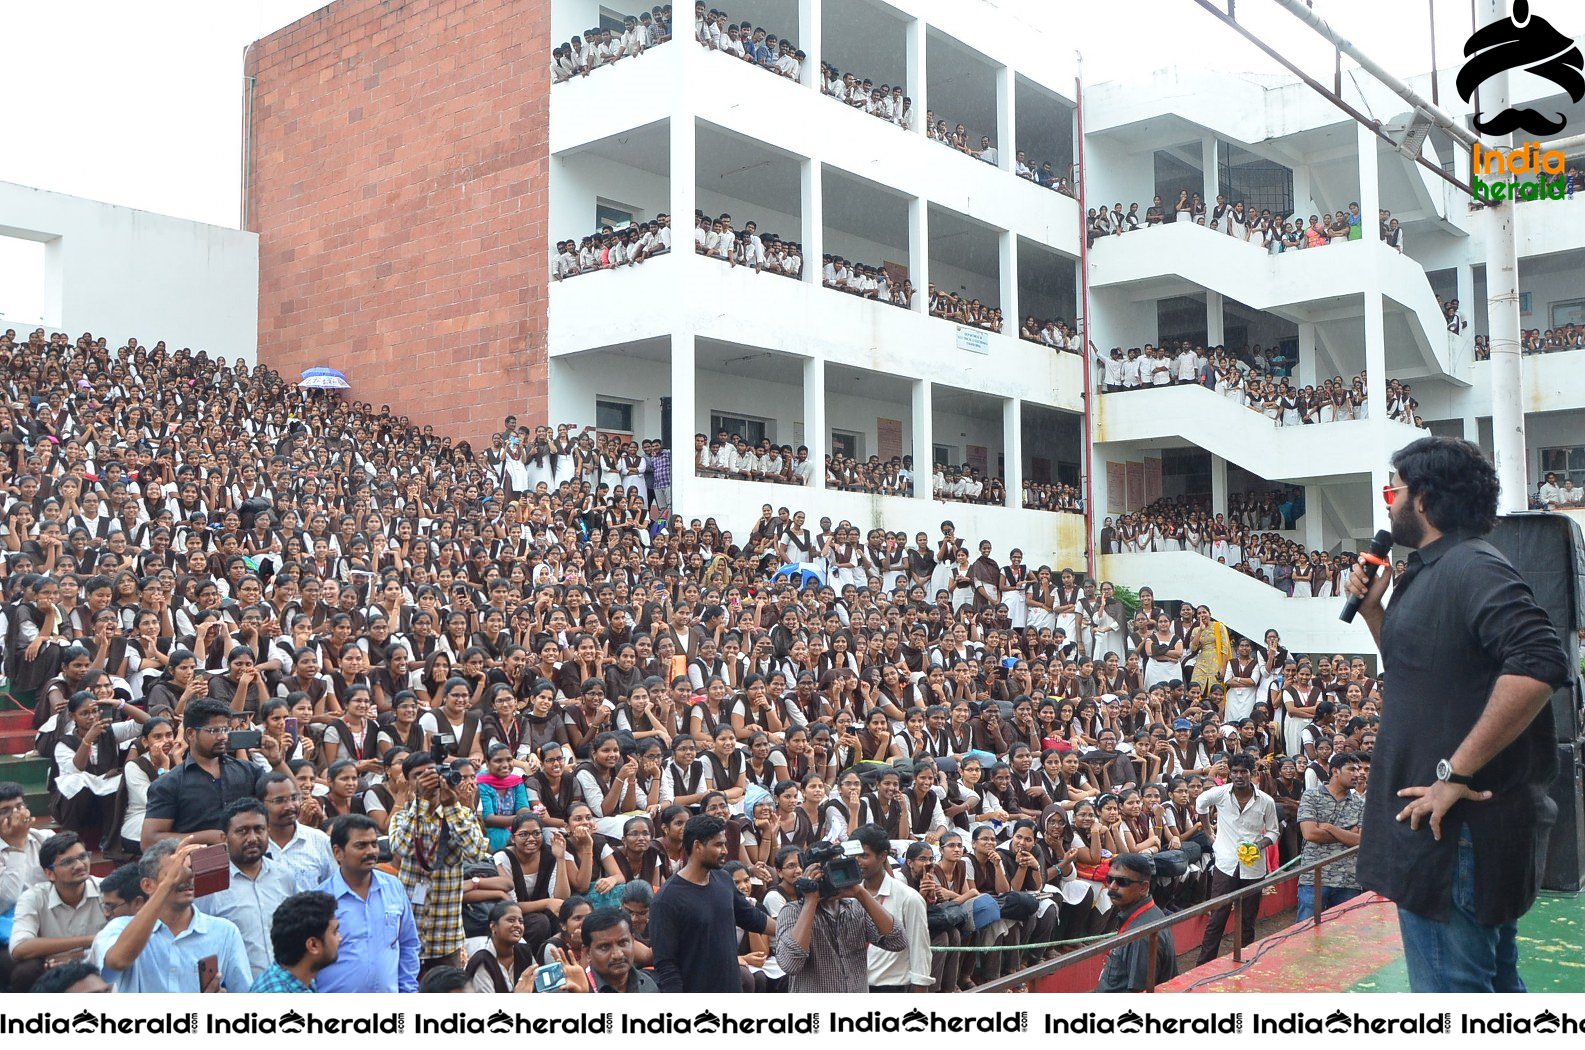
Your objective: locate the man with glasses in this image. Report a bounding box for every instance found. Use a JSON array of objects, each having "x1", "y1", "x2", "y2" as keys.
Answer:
[
  {"x1": 0, "y1": 781, "x2": 52, "y2": 989},
  {"x1": 194, "y1": 798, "x2": 298, "y2": 981},
  {"x1": 8, "y1": 832, "x2": 105, "y2": 991},
  {"x1": 1095, "y1": 853, "x2": 1175, "y2": 992},
  {"x1": 141, "y1": 699, "x2": 284, "y2": 850},
  {"x1": 258, "y1": 772, "x2": 335, "y2": 892},
  {"x1": 97, "y1": 862, "x2": 147, "y2": 922}
]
